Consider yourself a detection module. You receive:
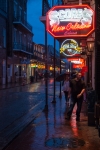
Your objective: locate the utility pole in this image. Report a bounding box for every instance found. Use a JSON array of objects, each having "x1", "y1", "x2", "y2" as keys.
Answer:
[
  {"x1": 51, "y1": 38, "x2": 56, "y2": 103},
  {"x1": 43, "y1": 24, "x2": 48, "y2": 111},
  {"x1": 59, "y1": 42, "x2": 62, "y2": 99}
]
